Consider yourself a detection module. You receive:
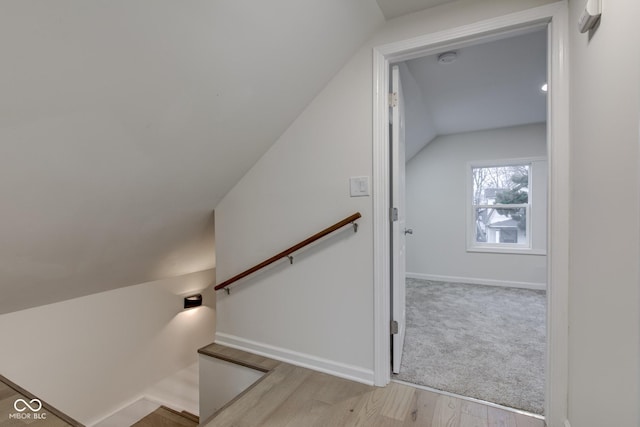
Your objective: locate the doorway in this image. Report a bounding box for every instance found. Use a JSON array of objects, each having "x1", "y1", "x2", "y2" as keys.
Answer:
[
  {"x1": 372, "y1": 3, "x2": 570, "y2": 425},
  {"x1": 391, "y1": 29, "x2": 548, "y2": 415}
]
